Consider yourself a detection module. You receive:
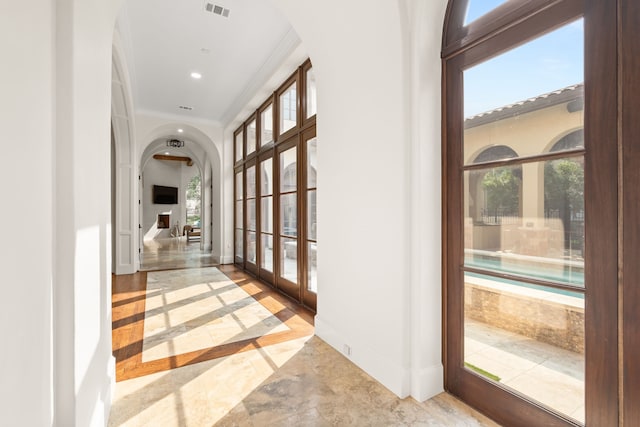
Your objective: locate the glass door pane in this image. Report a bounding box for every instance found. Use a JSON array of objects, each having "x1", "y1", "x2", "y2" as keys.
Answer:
[
  {"x1": 260, "y1": 158, "x2": 273, "y2": 272},
  {"x1": 234, "y1": 170, "x2": 244, "y2": 263},
  {"x1": 462, "y1": 19, "x2": 585, "y2": 423},
  {"x1": 306, "y1": 136, "x2": 317, "y2": 293},
  {"x1": 279, "y1": 146, "x2": 298, "y2": 287},
  {"x1": 245, "y1": 165, "x2": 256, "y2": 266}
]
